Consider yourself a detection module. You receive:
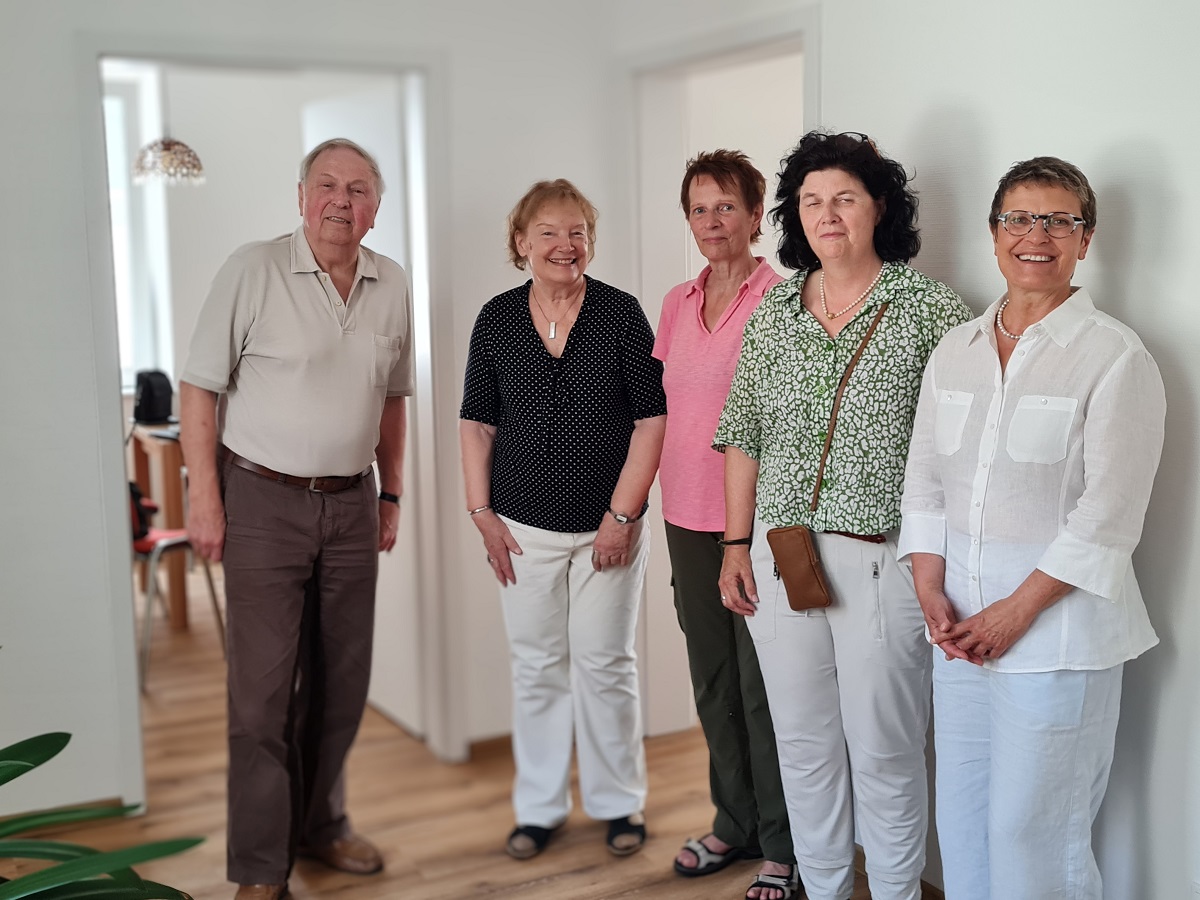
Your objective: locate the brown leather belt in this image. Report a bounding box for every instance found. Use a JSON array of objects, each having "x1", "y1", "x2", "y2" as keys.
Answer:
[
  {"x1": 824, "y1": 530, "x2": 888, "y2": 544},
  {"x1": 222, "y1": 448, "x2": 369, "y2": 493}
]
